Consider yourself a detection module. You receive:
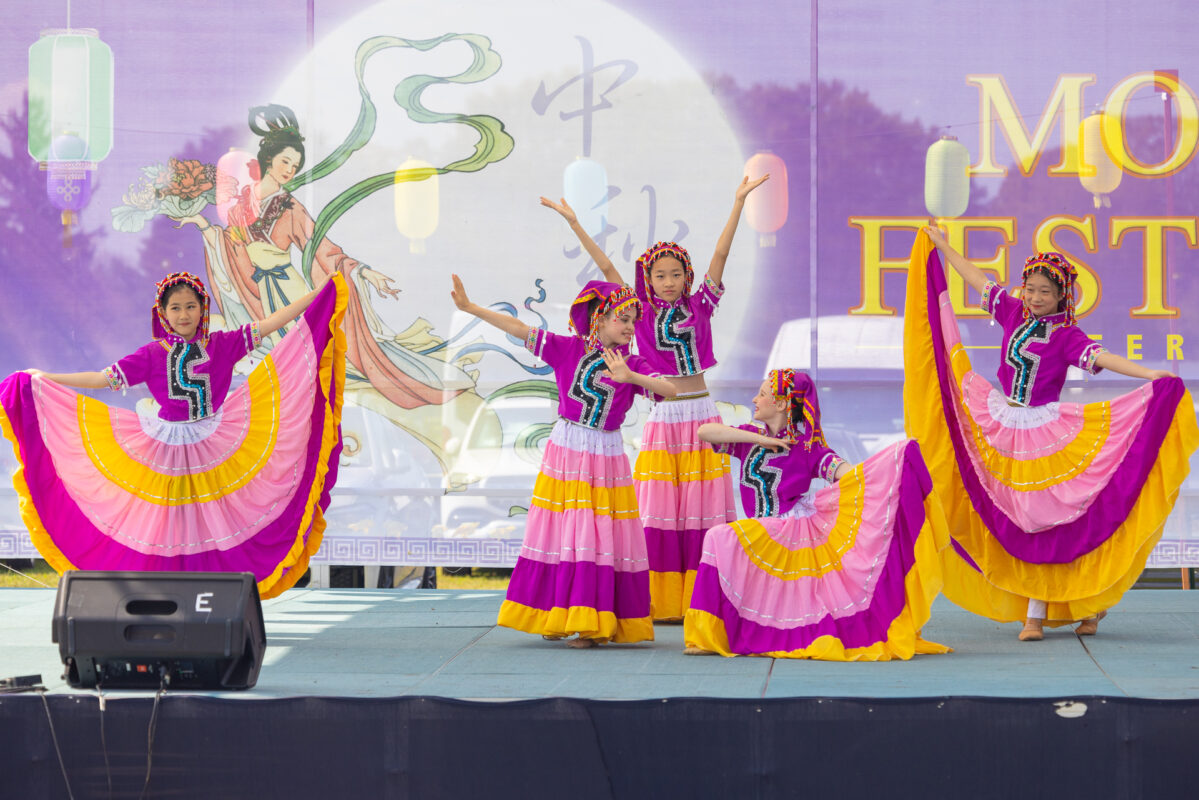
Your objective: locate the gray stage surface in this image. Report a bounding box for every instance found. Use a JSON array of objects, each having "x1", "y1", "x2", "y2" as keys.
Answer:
[{"x1": 1, "y1": 588, "x2": 1196, "y2": 701}]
